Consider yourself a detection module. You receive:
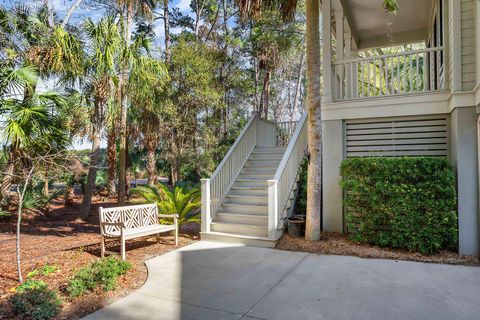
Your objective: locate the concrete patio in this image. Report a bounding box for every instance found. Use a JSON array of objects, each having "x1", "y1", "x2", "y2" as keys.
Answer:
[{"x1": 84, "y1": 241, "x2": 480, "y2": 320}]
